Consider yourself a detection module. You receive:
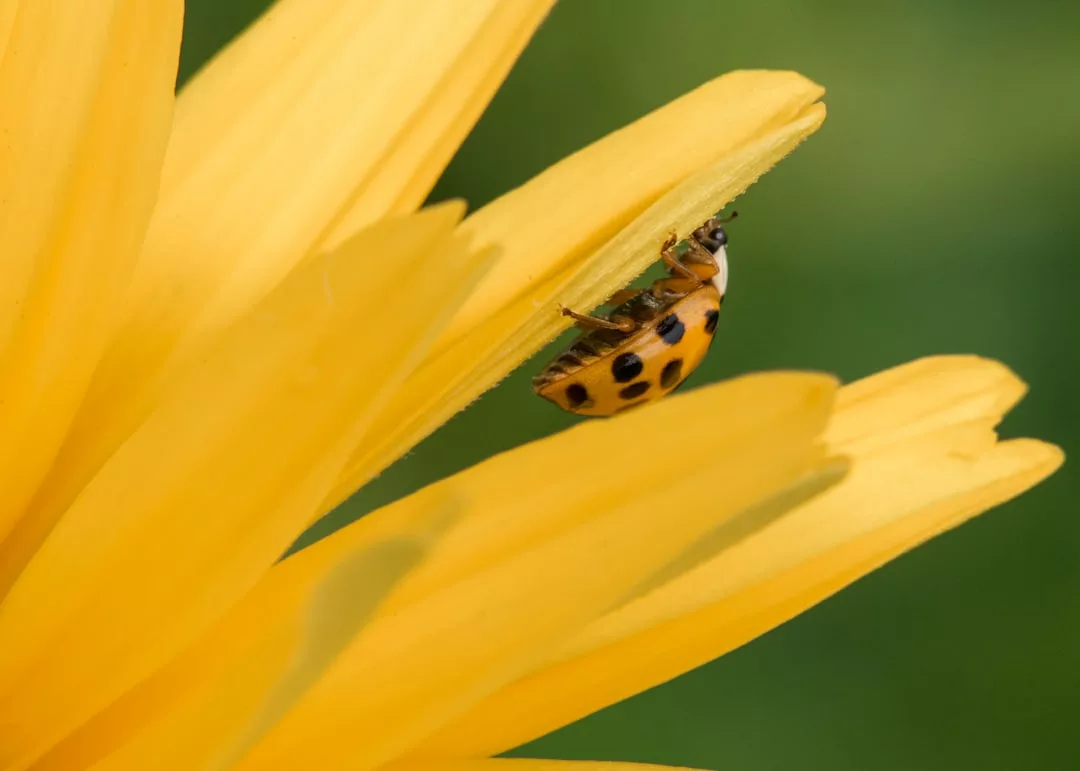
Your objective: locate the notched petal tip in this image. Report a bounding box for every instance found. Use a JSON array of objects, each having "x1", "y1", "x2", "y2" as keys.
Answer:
[
  {"x1": 1002, "y1": 437, "x2": 1065, "y2": 475},
  {"x1": 840, "y1": 354, "x2": 1028, "y2": 407},
  {"x1": 828, "y1": 354, "x2": 1034, "y2": 454}
]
